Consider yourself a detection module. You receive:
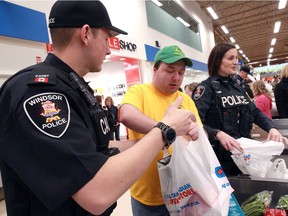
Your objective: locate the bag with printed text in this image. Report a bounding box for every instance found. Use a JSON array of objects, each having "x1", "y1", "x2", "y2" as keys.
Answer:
[{"x1": 158, "y1": 126, "x2": 234, "y2": 216}]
